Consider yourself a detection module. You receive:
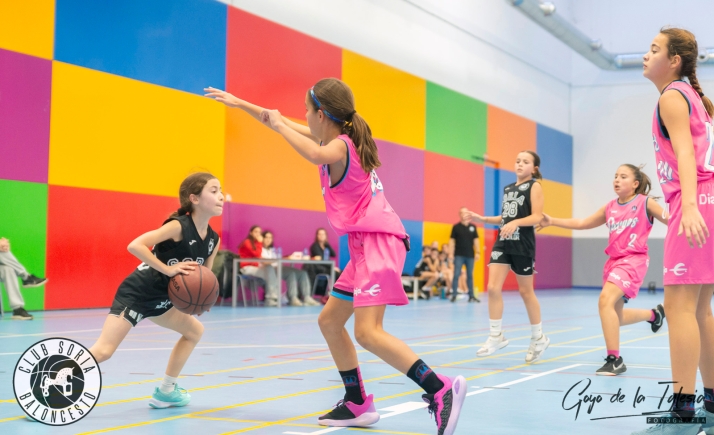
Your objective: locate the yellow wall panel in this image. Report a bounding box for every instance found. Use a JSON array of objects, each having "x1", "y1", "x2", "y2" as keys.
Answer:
[
  {"x1": 342, "y1": 50, "x2": 425, "y2": 149},
  {"x1": 224, "y1": 109, "x2": 325, "y2": 211},
  {"x1": 539, "y1": 179, "x2": 572, "y2": 237},
  {"x1": 423, "y1": 222, "x2": 485, "y2": 293},
  {"x1": 0, "y1": 0, "x2": 54, "y2": 59},
  {"x1": 49, "y1": 62, "x2": 224, "y2": 197}
]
